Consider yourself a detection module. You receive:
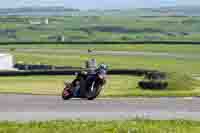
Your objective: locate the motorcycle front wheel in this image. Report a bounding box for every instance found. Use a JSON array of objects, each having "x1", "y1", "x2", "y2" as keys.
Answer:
[{"x1": 86, "y1": 82, "x2": 102, "y2": 100}]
